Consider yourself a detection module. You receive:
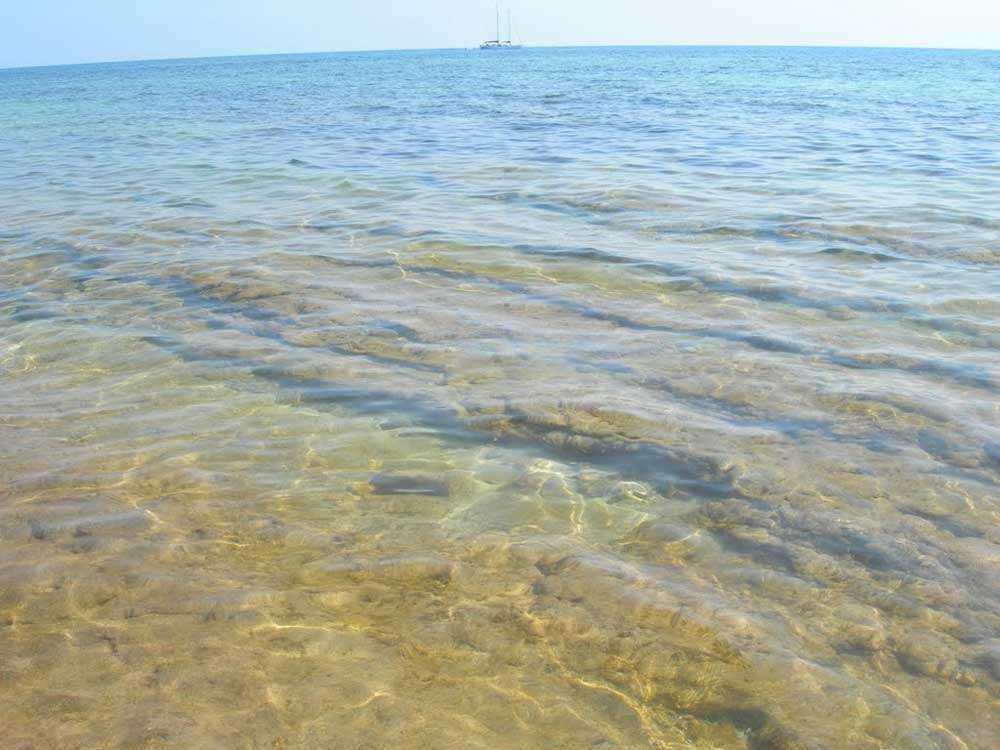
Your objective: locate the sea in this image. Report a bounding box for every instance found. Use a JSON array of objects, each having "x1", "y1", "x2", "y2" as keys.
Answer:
[{"x1": 1, "y1": 46, "x2": 998, "y2": 749}]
